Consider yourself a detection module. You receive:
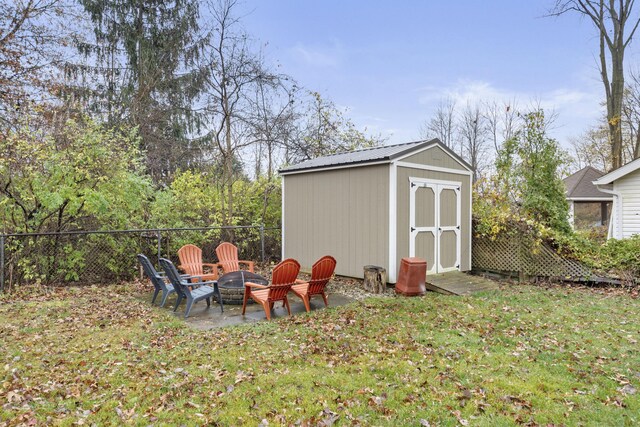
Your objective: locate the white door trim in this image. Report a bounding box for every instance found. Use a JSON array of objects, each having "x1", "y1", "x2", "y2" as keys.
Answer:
[
  {"x1": 409, "y1": 180, "x2": 438, "y2": 274},
  {"x1": 409, "y1": 177, "x2": 461, "y2": 274},
  {"x1": 437, "y1": 184, "x2": 461, "y2": 273}
]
